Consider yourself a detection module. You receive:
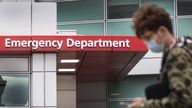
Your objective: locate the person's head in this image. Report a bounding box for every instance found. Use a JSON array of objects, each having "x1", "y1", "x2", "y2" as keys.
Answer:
[{"x1": 132, "y1": 4, "x2": 175, "y2": 52}]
